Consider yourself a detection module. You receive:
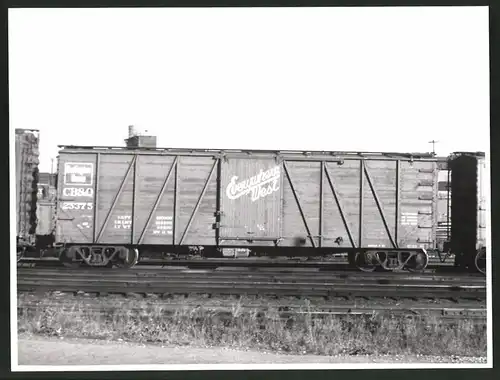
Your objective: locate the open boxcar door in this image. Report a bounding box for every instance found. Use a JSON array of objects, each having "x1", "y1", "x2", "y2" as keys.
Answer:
[{"x1": 218, "y1": 157, "x2": 282, "y2": 247}]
